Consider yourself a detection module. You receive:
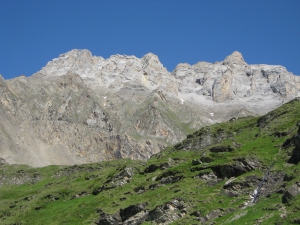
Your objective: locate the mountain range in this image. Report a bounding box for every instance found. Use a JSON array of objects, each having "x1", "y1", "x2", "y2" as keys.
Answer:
[{"x1": 0, "y1": 49, "x2": 299, "y2": 167}]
